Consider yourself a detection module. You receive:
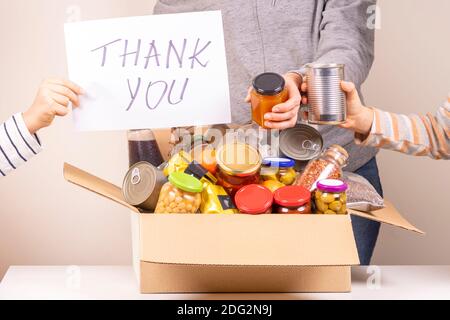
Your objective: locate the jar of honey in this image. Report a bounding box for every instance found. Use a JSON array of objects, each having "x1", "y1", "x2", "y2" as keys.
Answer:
[
  {"x1": 215, "y1": 142, "x2": 262, "y2": 196},
  {"x1": 251, "y1": 73, "x2": 289, "y2": 129}
]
